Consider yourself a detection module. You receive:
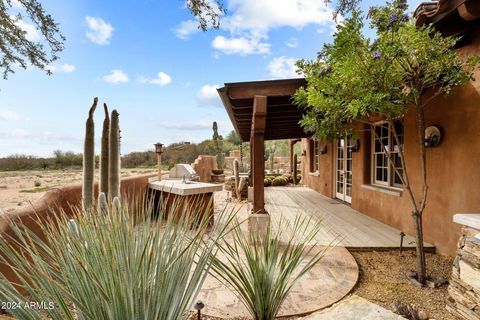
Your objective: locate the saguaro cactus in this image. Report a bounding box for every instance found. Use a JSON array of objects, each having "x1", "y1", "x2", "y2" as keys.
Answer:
[
  {"x1": 108, "y1": 109, "x2": 121, "y2": 200},
  {"x1": 82, "y1": 97, "x2": 98, "y2": 210},
  {"x1": 99, "y1": 103, "x2": 110, "y2": 195},
  {"x1": 293, "y1": 154, "x2": 298, "y2": 185},
  {"x1": 234, "y1": 158, "x2": 241, "y2": 199}
]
